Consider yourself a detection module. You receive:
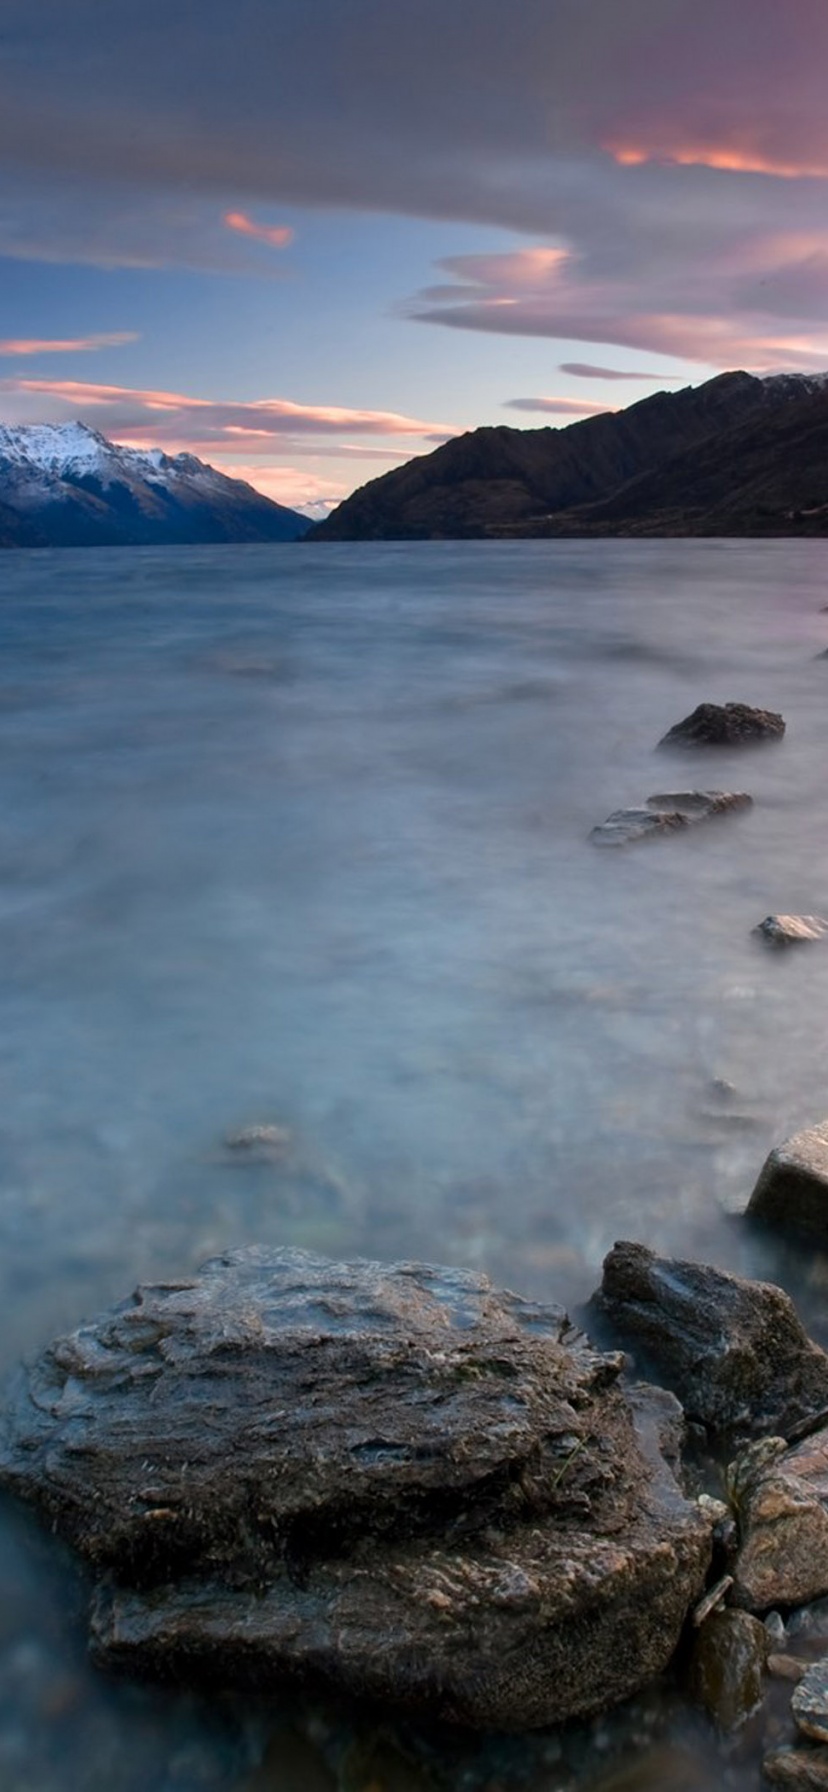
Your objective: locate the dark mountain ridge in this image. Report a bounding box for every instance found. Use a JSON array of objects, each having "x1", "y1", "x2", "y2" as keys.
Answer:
[{"x1": 310, "y1": 372, "x2": 828, "y2": 540}]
